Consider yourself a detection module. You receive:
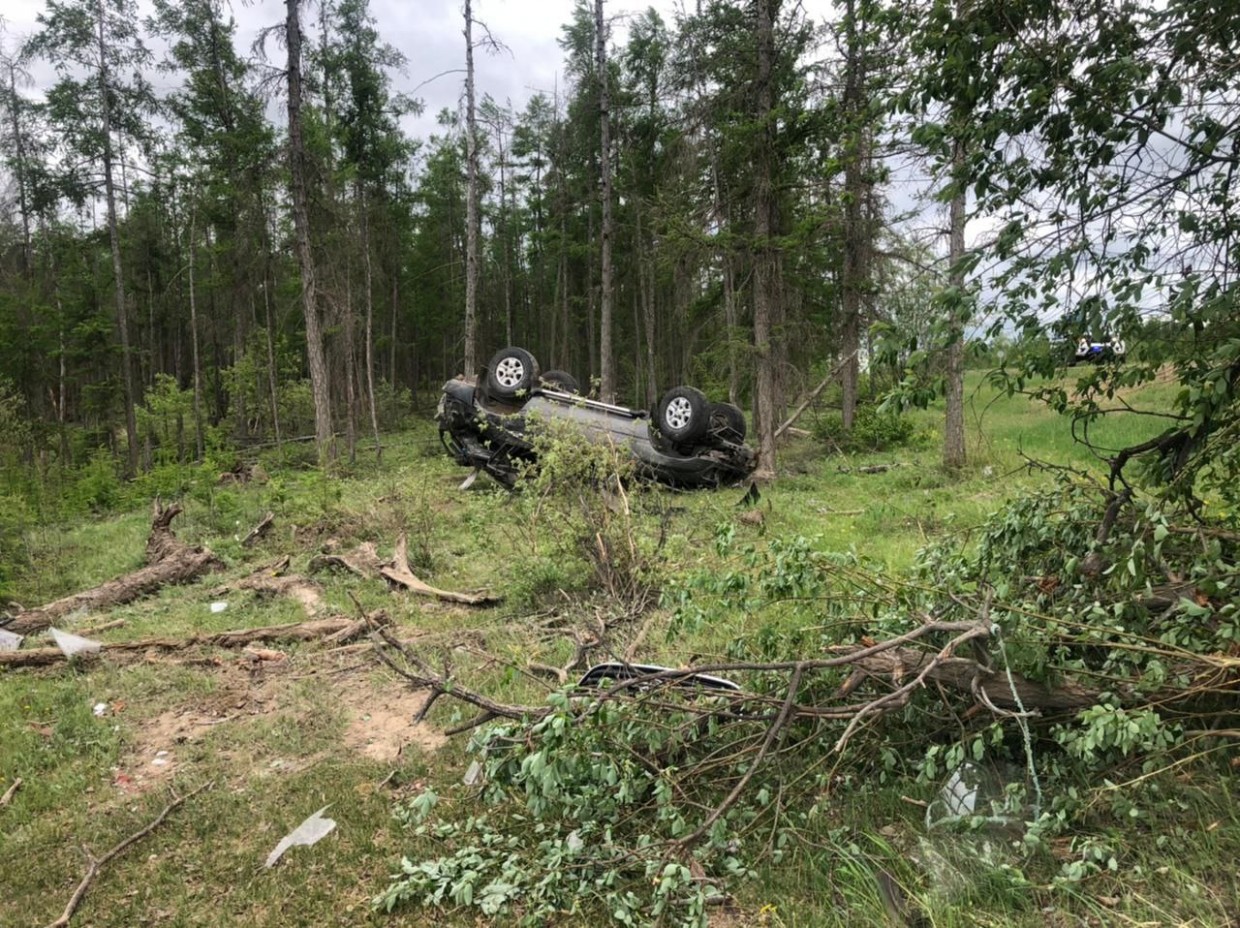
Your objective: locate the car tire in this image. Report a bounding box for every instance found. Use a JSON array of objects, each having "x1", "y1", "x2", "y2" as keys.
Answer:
[
  {"x1": 487, "y1": 347, "x2": 540, "y2": 400},
  {"x1": 539, "y1": 370, "x2": 581, "y2": 394},
  {"x1": 709, "y1": 402, "x2": 746, "y2": 442},
  {"x1": 656, "y1": 386, "x2": 710, "y2": 445}
]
